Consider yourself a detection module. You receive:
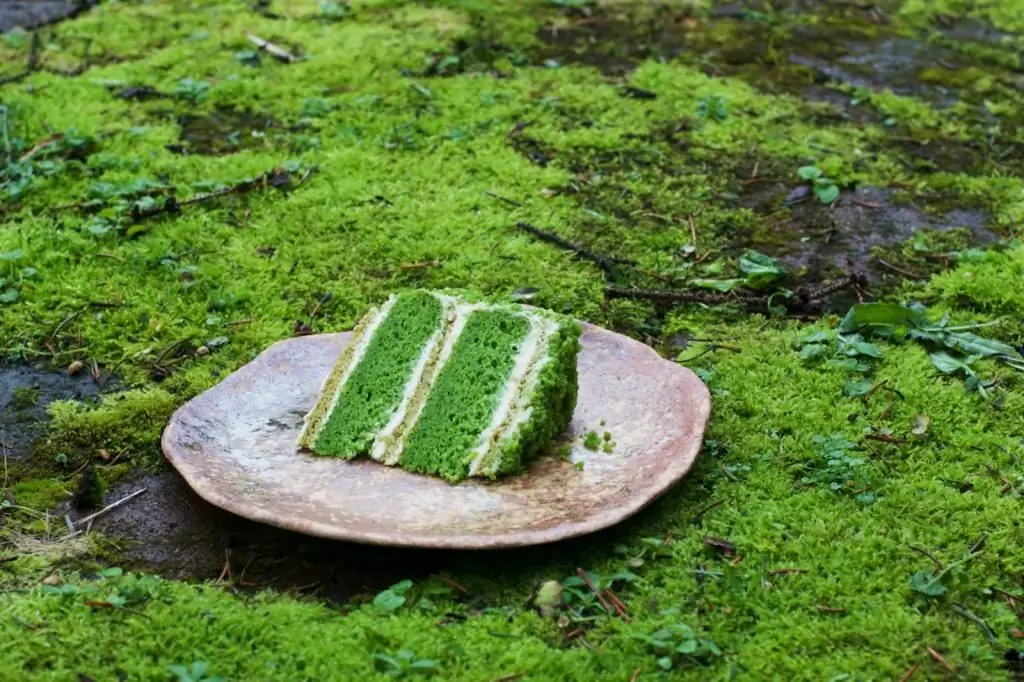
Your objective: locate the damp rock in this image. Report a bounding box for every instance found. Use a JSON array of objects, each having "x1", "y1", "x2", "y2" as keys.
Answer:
[{"x1": 0, "y1": 1, "x2": 97, "y2": 33}]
